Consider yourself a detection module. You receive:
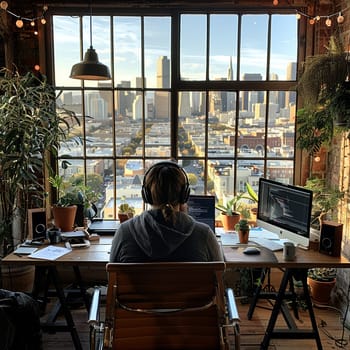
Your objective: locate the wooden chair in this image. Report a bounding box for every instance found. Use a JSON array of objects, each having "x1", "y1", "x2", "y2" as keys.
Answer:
[{"x1": 89, "y1": 262, "x2": 240, "y2": 350}]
